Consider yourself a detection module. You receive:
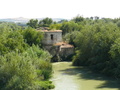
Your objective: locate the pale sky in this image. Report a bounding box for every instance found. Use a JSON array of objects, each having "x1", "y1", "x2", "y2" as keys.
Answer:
[{"x1": 0, "y1": 0, "x2": 120, "y2": 19}]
